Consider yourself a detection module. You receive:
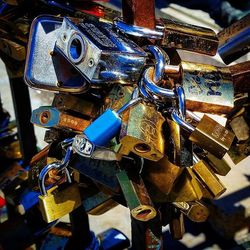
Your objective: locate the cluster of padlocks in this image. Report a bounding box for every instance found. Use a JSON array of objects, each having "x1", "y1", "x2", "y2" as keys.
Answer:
[{"x1": 0, "y1": 0, "x2": 250, "y2": 248}]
